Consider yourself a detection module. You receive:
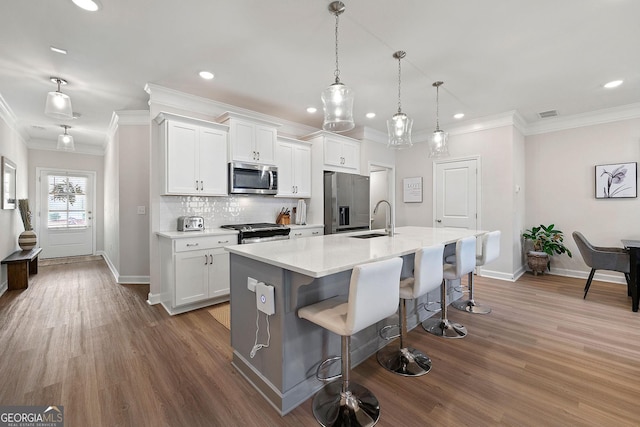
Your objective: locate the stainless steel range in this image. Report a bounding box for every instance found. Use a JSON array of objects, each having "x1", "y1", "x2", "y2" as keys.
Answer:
[{"x1": 221, "y1": 223, "x2": 290, "y2": 244}]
